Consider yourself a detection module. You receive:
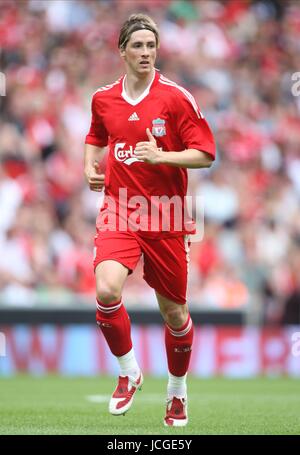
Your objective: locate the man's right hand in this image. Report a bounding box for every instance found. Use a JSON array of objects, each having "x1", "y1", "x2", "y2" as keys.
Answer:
[{"x1": 85, "y1": 161, "x2": 105, "y2": 192}]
